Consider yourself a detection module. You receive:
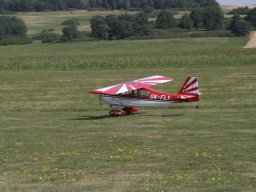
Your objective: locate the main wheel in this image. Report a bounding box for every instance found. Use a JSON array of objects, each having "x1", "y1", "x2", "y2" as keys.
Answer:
[{"x1": 122, "y1": 107, "x2": 132, "y2": 115}]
